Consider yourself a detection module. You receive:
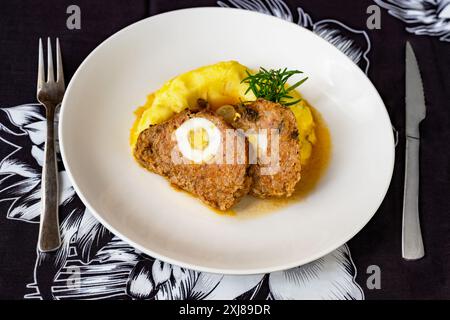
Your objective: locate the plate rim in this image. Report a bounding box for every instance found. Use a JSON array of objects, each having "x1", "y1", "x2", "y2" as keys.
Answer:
[{"x1": 59, "y1": 7, "x2": 396, "y2": 275}]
